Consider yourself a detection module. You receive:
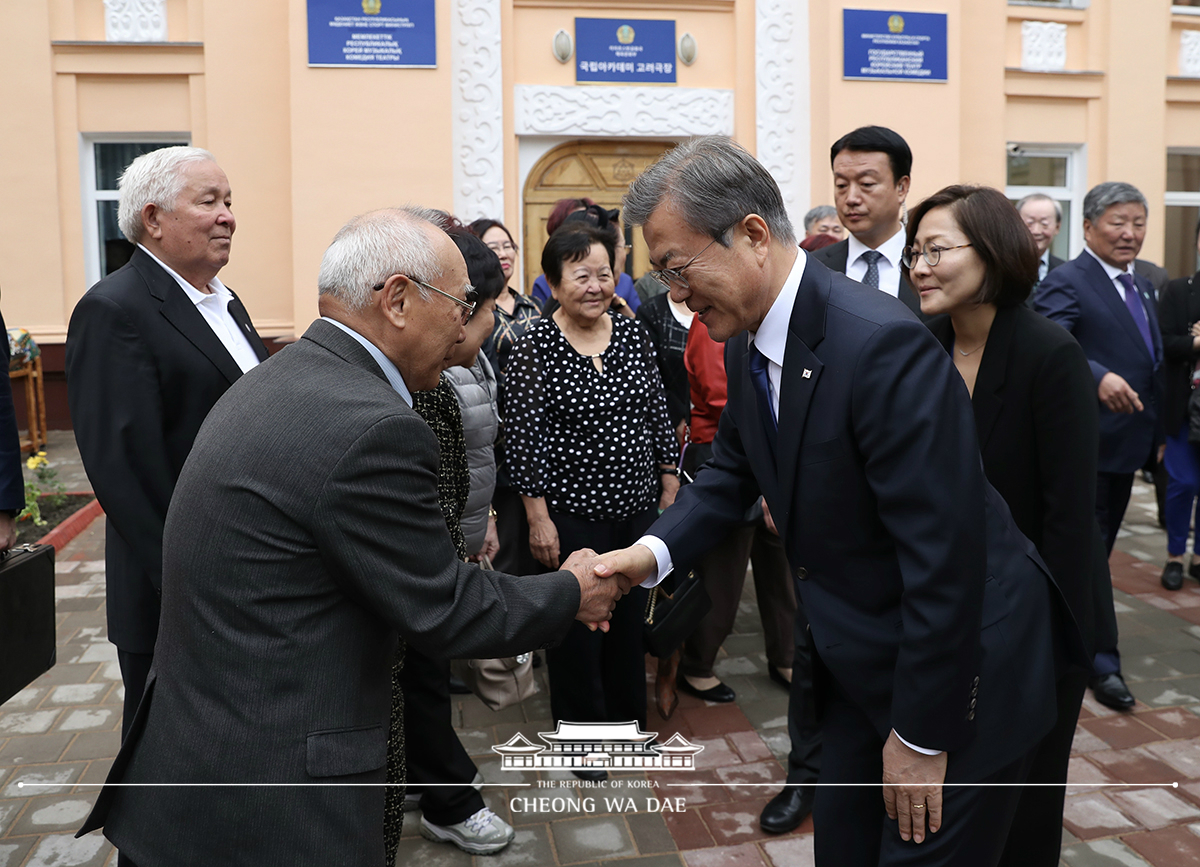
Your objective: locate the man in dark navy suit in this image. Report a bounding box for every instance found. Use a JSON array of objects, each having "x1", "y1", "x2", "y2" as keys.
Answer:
[
  {"x1": 809, "y1": 126, "x2": 927, "y2": 321},
  {"x1": 1035, "y1": 181, "x2": 1163, "y2": 711},
  {"x1": 602, "y1": 137, "x2": 1081, "y2": 867}
]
